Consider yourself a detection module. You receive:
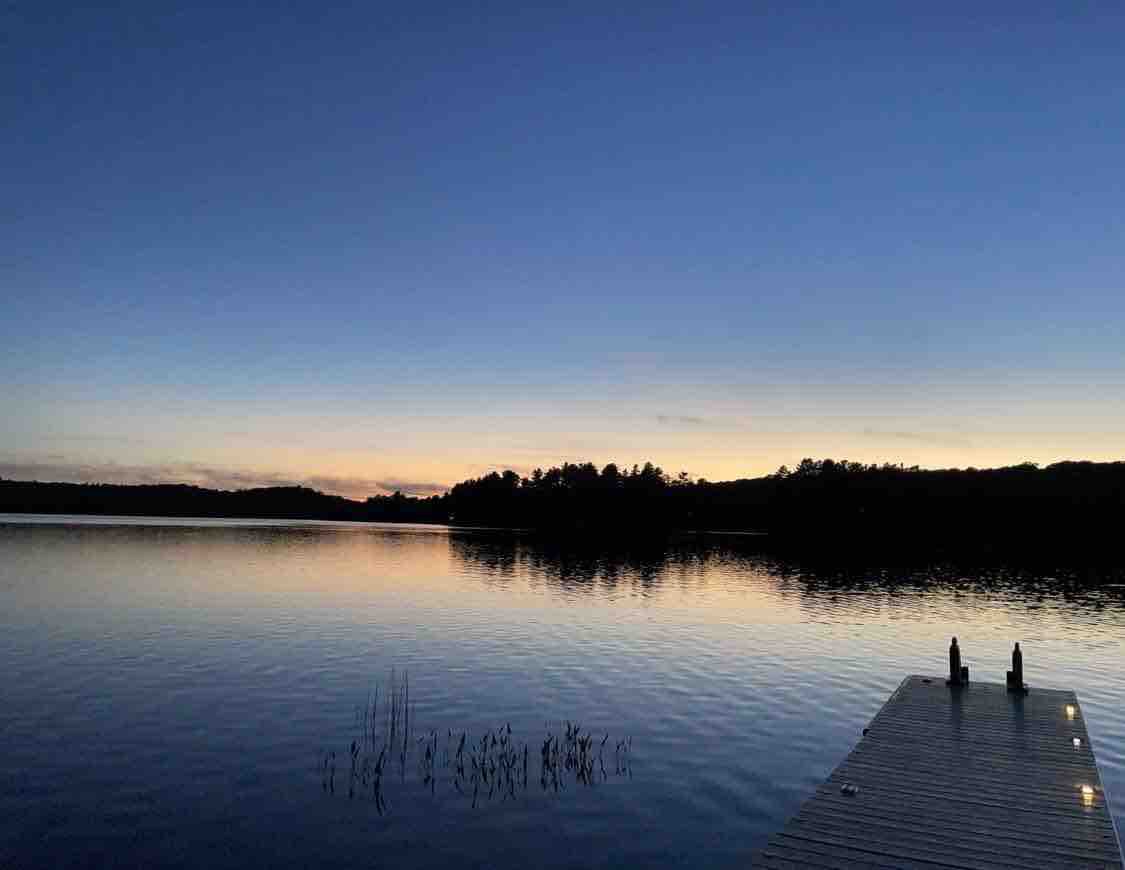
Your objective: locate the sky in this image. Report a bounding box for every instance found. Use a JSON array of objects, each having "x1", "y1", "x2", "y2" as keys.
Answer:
[{"x1": 3, "y1": 2, "x2": 1124, "y2": 498}]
